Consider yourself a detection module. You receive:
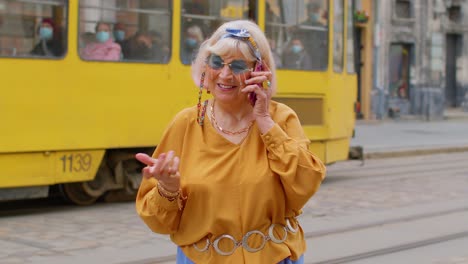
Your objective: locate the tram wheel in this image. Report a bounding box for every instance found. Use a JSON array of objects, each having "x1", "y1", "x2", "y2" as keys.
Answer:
[{"x1": 59, "y1": 182, "x2": 99, "y2": 206}]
